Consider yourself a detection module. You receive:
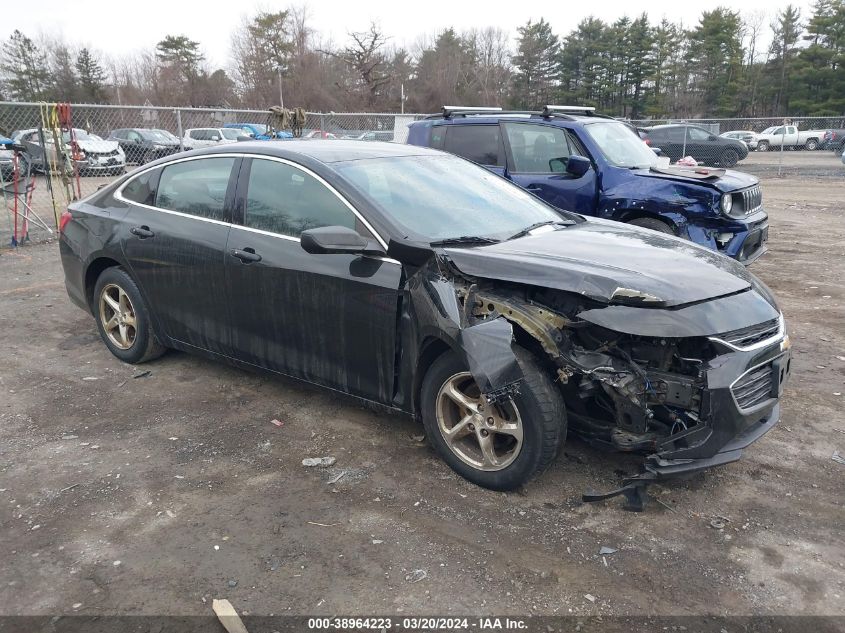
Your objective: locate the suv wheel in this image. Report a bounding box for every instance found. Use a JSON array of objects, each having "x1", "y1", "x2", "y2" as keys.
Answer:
[
  {"x1": 94, "y1": 267, "x2": 166, "y2": 364},
  {"x1": 420, "y1": 347, "x2": 565, "y2": 491},
  {"x1": 627, "y1": 216, "x2": 675, "y2": 235}
]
